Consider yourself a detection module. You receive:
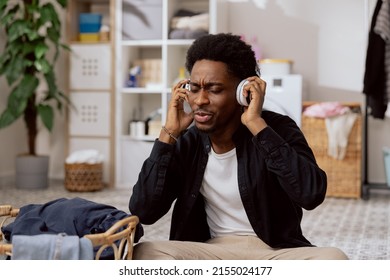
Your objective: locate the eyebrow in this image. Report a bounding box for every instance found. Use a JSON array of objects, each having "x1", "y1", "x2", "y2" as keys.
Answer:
[{"x1": 189, "y1": 81, "x2": 224, "y2": 87}]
